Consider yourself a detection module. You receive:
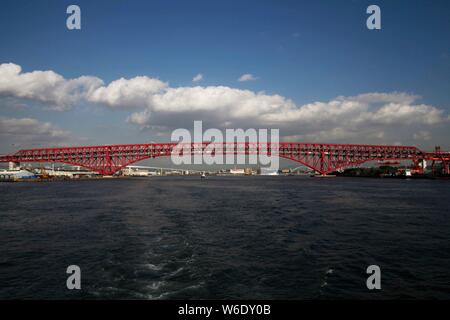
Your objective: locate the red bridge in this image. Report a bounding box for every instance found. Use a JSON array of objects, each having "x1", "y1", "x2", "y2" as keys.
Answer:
[{"x1": 1, "y1": 142, "x2": 449, "y2": 175}]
